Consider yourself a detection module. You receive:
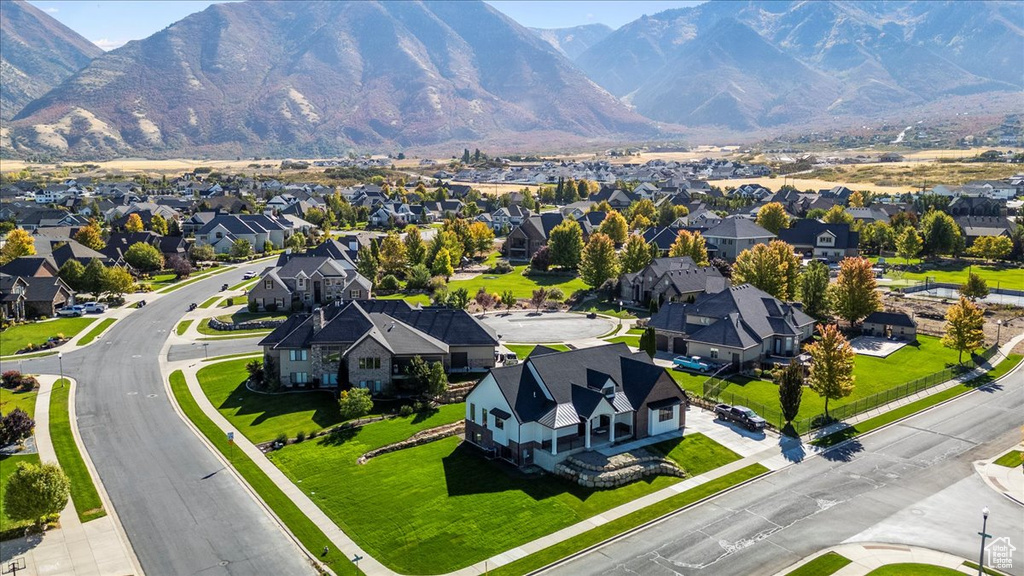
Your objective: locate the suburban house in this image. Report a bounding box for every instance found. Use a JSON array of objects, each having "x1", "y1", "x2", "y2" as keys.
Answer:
[
  {"x1": 647, "y1": 284, "x2": 815, "y2": 366},
  {"x1": 953, "y1": 216, "x2": 1015, "y2": 246},
  {"x1": 196, "y1": 213, "x2": 297, "y2": 253},
  {"x1": 0, "y1": 256, "x2": 59, "y2": 278},
  {"x1": 20, "y1": 276, "x2": 74, "y2": 317},
  {"x1": 861, "y1": 311, "x2": 917, "y2": 341},
  {"x1": 463, "y1": 344, "x2": 687, "y2": 470},
  {"x1": 102, "y1": 232, "x2": 188, "y2": 263},
  {"x1": 777, "y1": 220, "x2": 860, "y2": 261},
  {"x1": 0, "y1": 275, "x2": 28, "y2": 321},
  {"x1": 619, "y1": 257, "x2": 728, "y2": 305},
  {"x1": 506, "y1": 213, "x2": 593, "y2": 260},
  {"x1": 259, "y1": 299, "x2": 498, "y2": 390},
  {"x1": 703, "y1": 219, "x2": 775, "y2": 261},
  {"x1": 487, "y1": 205, "x2": 531, "y2": 232},
  {"x1": 248, "y1": 256, "x2": 372, "y2": 312}
]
